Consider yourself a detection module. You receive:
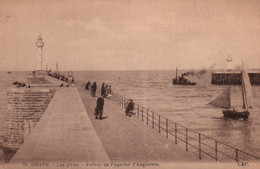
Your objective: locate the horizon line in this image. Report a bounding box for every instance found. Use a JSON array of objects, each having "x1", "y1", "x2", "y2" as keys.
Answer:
[{"x1": 2, "y1": 68, "x2": 260, "y2": 72}]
